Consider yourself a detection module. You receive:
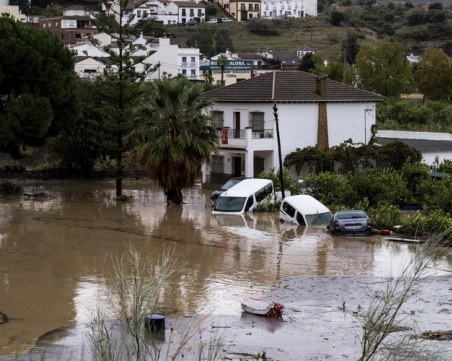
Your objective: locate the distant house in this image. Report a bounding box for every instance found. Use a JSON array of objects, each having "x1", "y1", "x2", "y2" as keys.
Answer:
[
  {"x1": 72, "y1": 34, "x2": 201, "y2": 81},
  {"x1": 38, "y1": 15, "x2": 97, "y2": 45},
  {"x1": 0, "y1": 5, "x2": 26, "y2": 22},
  {"x1": 375, "y1": 130, "x2": 452, "y2": 166},
  {"x1": 74, "y1": 57, "x2": 106, "y2": 80},
  {"x1": 228, "y1": 0, "x2": 261, "y2": 21},
  {"x1": 296, "y1": 45, "x2": 315, "y2": 58},
  {"x1": 260, "y1": 0, "x2": 317, "y2": 19},
  {"x1": 200, "y1": 71, "x2": 383, "y2": 183}
]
